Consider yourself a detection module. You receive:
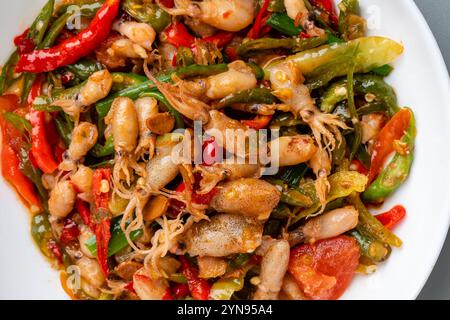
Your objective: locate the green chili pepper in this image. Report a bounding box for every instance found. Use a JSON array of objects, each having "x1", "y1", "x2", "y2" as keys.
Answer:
[
  {"x1": 21, "y1": 0, "x2": 55, "y2": 102},
  {"x1": 238, "y1": 36, "x2": 327, "y2": 58},
  {"x1": 246, "y1": 62, "x2": 265, "y2": 80},
  {"x1": 348, "y1": 193, "x2": 402, "y2": 247},
  {"x1": 338, "y1": 0, "x2": 366, "y2": 41},
  {"x1": 213, "y1": 88, "x2": 278, "y2": 109},
  {"x1": 321, "y1": 74, "x2": 399, "y2": 116},
  {"x1": 174, "y1": 63, "x2": 228, "y2": 79},
  {"x1": 33, "y1": 82, "x2": 85, "y2": 112},
  {"x1": 66, "y1": 58, "x2": 104, "y2": 81},
  {"x1": 363, "y1": 109, "x2": 416, "y2": 203},
  {"x1": 267, "y1": 178, "x2": 314, "y2": 207},
  {"x1": 176, "y1": 46, "x2": 195, "y2": 67},
  {"x1": 357, "y1": 101, "x2": 387, "y2": 117},
  {"x1": 85, "y1": 216, "x2": 143, "y2": 257},
  {"x1": 88, "y1": 159, "x2": 115, "y2": 169},
  {"x1": 54, "y1": 115, "x2": 72, "y2": 147},
  {"x1": 0, "y1": 52, "x2": 19, "y2": 95},
  {"x1": 2, "y1": 112, "x2": 32, "y2": 135},
  {"x1": 90, "y1": 135, "x2": 114, "y2": 158},
  {"x1": 356, "y1": 145, "x2": 371, "y2": 169},
  {"x1": 41, "y1": 12, "x2": 72, "y2": 48},
  {"x1": 111, "y1": 72, "x2": 147, "y2": 92},
  {"x1": 265, "y1": 36, "x2": 404, "y2": 84},
  {"x1": 210, "y1": 277, "x2": 245, "y2": 300},
  {"x1": 139, "y1": 91, "x2": 184, "y2": 129},
  {"x1": 270, "y1": 112, "x2": 304, "y2": 128},
  {"x1": 266, "y1": 12, "x2": 303, "y2": 36},
  {"x1": 279, "y1": 164, "x2": 308, "y2": 187},
  {"x1": 370, "y1": 64, "x2": 394, "y2": 77},
  {"x1": 349, "y1": 229, "x2": 391, "y2": 262},
  {"x1": 96, "y1": 64, "x2": 228, "y2": 118},
  {"x1": 18, "y1": 146, "x2": 48, "y2": 205},
  {"x1": 347, "y1": 62, "x2": 361, "y2": 160},
  {"x1": 332, "y1": 134, "x2": 347, "y2": 166},
  {"x1": 292, "y1": 171, "x2": 368, "y2": 222},
  {"x1": 270, "y1": 203, "x2": 293, "y2": 220},
  {"x1": 123, "y1": 0, "x2": 171, "y2": 32}
]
